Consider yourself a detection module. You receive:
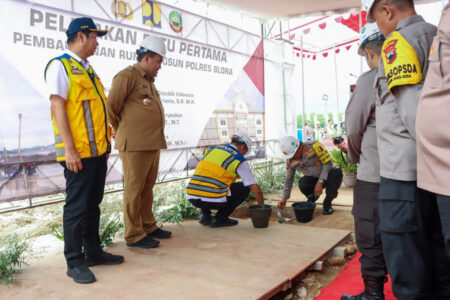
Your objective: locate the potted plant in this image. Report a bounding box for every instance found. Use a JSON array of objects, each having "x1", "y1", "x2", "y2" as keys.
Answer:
[{"x1": 331, "y1": 149, "x2": 357, "y2": 187}]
